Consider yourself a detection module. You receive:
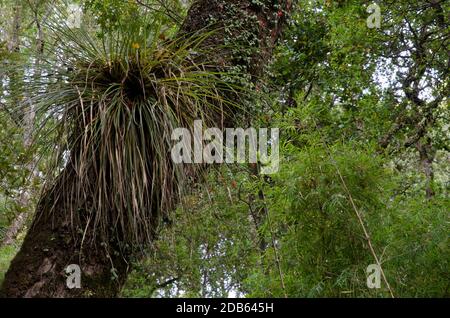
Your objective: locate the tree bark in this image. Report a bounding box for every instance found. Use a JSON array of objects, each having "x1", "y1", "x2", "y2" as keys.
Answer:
[{"x1": 0, "y1": 0, "x2": 290, "y2": 298}]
